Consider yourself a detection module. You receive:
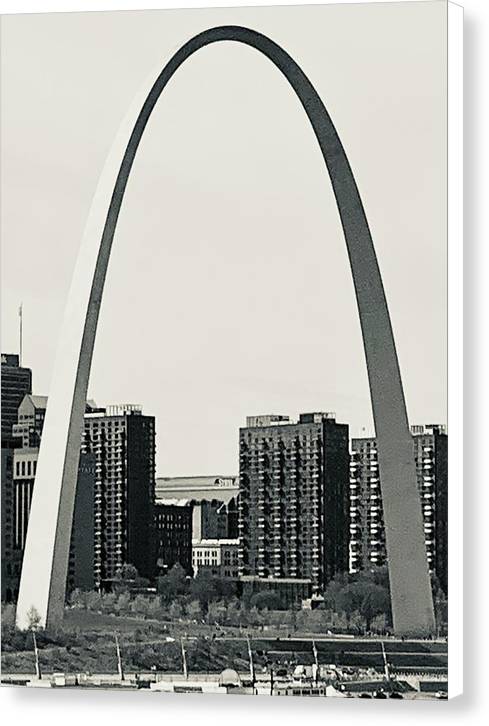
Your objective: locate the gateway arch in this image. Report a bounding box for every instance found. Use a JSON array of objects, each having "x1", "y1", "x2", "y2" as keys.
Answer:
[{"x1": 16, "y1": 26, "x2": 435, "y2": 636}]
